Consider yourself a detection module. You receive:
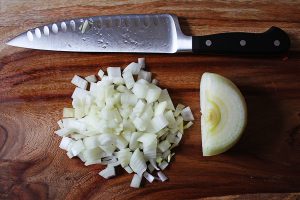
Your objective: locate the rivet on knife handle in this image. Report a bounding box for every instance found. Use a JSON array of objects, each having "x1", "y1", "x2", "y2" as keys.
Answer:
[{"x1": 192, "y1": 26, "x2": 291, "y2": 54}]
